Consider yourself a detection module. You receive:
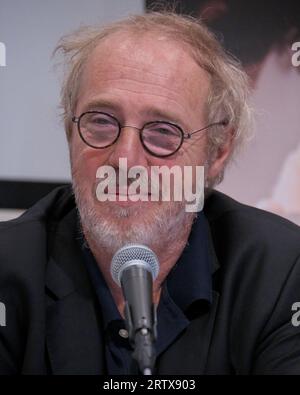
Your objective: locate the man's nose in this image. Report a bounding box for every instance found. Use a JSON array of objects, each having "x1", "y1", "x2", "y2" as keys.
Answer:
[{"x1": 107, "y1": 125, "x2": 149, "y2": 168}]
